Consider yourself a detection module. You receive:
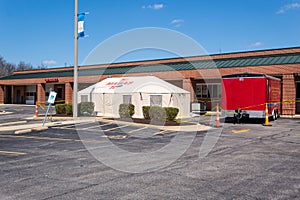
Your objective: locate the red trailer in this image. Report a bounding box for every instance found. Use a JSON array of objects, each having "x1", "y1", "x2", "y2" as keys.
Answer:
[{"x1": 222, "y1": 73, "x2": 281, "y2": 121}]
